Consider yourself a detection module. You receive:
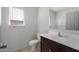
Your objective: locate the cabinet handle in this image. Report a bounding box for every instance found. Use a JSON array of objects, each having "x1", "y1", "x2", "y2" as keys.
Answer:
[{"x1": 49, "y1": 48, "x2": 51, "y2": 52}]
